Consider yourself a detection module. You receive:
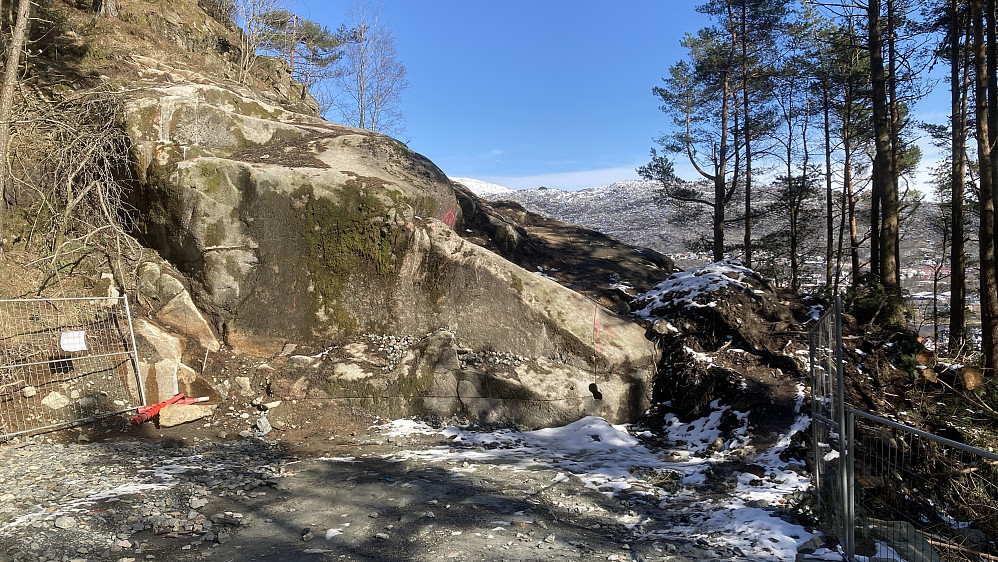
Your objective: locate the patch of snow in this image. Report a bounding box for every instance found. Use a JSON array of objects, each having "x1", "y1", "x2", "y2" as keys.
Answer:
[
  {"x1": 374, "y1": 419, "x2": 440, "y2": 437},
  {"x1": 808, "y1": 304, "x2": 824, "y2": 322},
  {"x1": 662, "y1": 399, "x2": 749, "y2": 456},
  {"x1": 852, "y1": 541, "x2": 908, "y2": 561},
  {"x1": 683, "y1": 346, "x2": 714, "y2": 364},
  {"x1": 534, "y1": 266, "x2": 558, "y2": 280},
  {"x1": 318, "y1": 456, "x2": 360, "y2": 463},
  {"x1": 373, "y1": 408, "x2": 817, "y2": 560},
  {"x1": 634, "y1": 259, "x2": 754, "y2": 318},
  {"x1": 449, "y1": 177, "x2": 514, "y2": 196}
]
